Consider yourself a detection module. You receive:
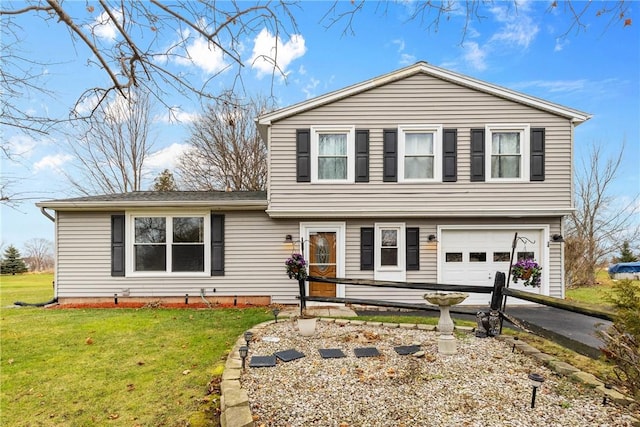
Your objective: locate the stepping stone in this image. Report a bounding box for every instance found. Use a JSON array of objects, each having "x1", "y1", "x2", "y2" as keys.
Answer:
[
  {"x1": 274, "y1": 349, "x2": 305, "y2": 362},
  {"x1": 318, "y1": 348, "x2": 346, "y2": 359},
  {"x1": 354, "y1": 347, "x2": 381, "y2": 358},
  {"x1": 249, "y1": 355, "x2": 277, "y2": 368},
  {"x1": 394, "y1": 345, "x2": 420, "y2": 355}
]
